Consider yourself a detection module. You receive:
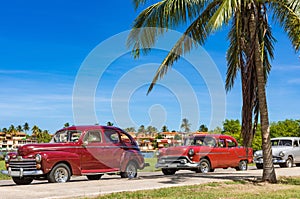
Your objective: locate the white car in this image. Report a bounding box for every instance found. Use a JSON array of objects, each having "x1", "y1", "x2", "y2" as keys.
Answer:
[{"x1": 254, "y1": 137, "x2": 300, "y2": 169}]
